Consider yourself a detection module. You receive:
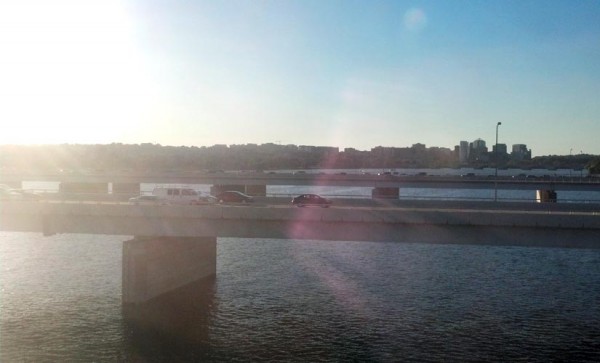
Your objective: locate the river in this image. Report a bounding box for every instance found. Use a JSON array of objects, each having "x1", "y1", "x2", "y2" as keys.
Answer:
[{"x1": 1, "y1": 234, "x2": 600, "y2": 362}]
